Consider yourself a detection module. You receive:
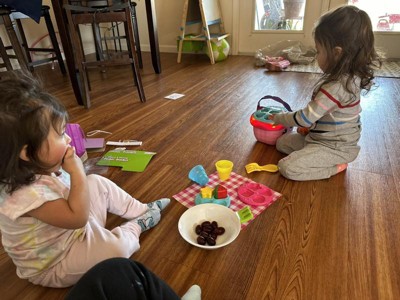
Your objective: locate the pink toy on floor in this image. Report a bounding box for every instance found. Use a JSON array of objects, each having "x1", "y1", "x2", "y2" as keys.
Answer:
[{"x1": 264, "y1": 56, "x2": 290, "y2": 71}]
